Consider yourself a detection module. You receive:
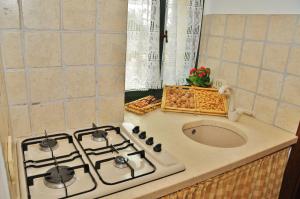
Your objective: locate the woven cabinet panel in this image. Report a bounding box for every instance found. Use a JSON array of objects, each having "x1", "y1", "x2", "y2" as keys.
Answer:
[{"x1": 160, "y1": 148, "x2": 290, "y2": 199}]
